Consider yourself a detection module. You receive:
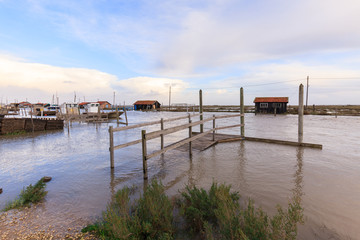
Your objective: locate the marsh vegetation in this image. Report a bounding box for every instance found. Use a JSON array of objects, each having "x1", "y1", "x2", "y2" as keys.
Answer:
[{"x1": 83, "y1": 180, "x2": 303, "y2": 240}]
